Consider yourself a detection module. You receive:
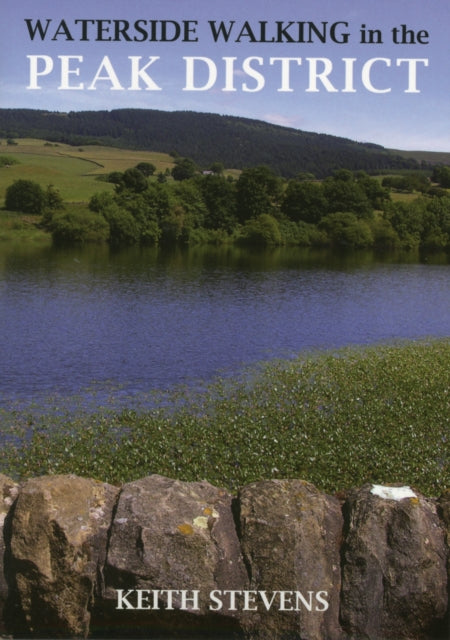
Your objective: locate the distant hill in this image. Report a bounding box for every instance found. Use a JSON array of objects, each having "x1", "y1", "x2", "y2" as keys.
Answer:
[
  {"x1": 389, "y1": 148, "x2": 450, "y2": 166},
  {"x1": 0, "y1": 107, "x2": 429, "y2": 178}
]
